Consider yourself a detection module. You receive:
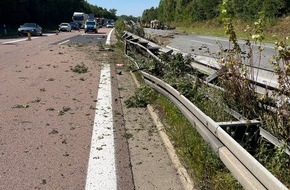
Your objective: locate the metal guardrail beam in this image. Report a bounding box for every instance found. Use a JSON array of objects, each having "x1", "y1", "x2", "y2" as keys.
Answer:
[
  {"x1": 143, "y1": 74, "x2": 266, "y2": 190},
  {"x1": 125, "y1": 31, "x2": 289, "y2": 151},
  {"x1": 217, "y1": 120, "x2": 261, "y2": 127},
  {"x1": 125, "y1": 39, "x2": 162, "y2": 63},
  {"x1": 124, "y1": 31, "x2": 280, "y2": 92},
  {"x1": 123, "y1": 32, "x2": 288, "y2": 189},
  {"x1": 140, "y1": 71, "x2": 288, "y2": 190},
  {"x1": 260, "y1": 128, "x2": 290, "y2": 156}
]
